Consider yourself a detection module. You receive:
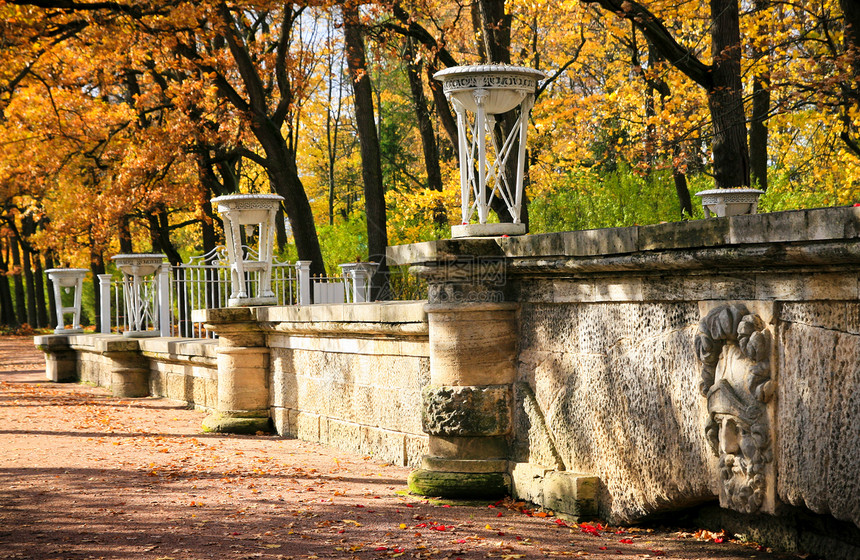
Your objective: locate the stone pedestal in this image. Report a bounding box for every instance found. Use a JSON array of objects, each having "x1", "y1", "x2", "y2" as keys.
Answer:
[
  {"x1": 106, "y1": 346, "x2": 149, "y2": 398},
  {"x1": 408, "y1": 258, "x2": 516, "y2": 498},
  {"x1": 34, "y1": 335, "x2": 77, "y2": 382},
  {"x1": 92, "y1": 336, "x2": 149, "y2": 397},
  {"x1": 199, "y1": 308, "x2": 271, "y2": 434}
]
